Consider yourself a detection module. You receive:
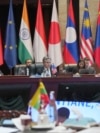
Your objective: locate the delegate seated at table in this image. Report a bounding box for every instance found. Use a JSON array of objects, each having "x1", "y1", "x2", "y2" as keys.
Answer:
[
  {"x1": 25, "y1": 59, "x2": 35, "y2": 76},
  {"x1": 35, "y1": 56, "x2": 57, "y2": 77},
  {"x1": 83, "y1": 57, "x2": 96, "y2": 74},
  {"x1": 72, "y1": 59, "x2": 85, "y2": 75},
  {"x1": 15, "y1": 59, "x2": 35, "y2": 76},
  {"x1": 73, "y1": 58, "x2": 96, "y2": 75}
]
